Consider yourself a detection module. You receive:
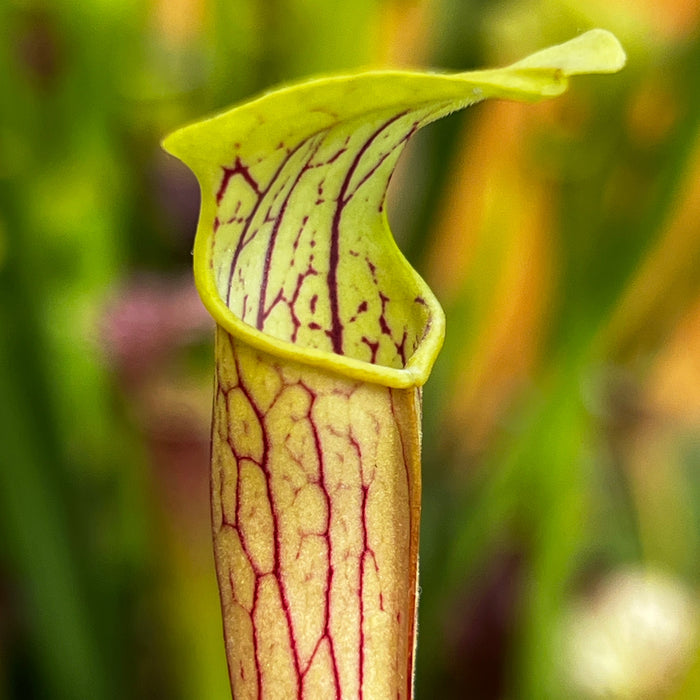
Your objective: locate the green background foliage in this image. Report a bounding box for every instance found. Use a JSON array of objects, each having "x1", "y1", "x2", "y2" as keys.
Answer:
[{"x1": 0, "y1": 1, "x2": 698, "y2": 698}]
